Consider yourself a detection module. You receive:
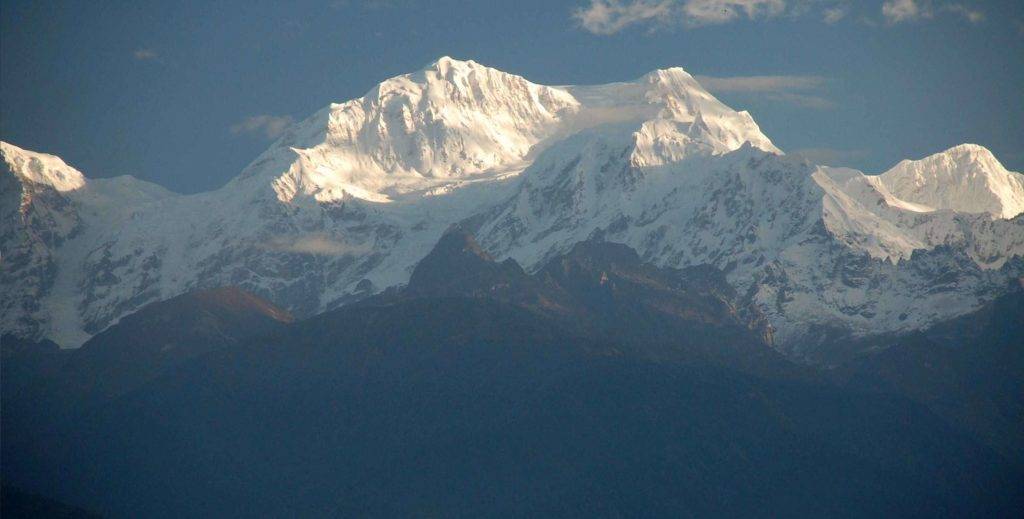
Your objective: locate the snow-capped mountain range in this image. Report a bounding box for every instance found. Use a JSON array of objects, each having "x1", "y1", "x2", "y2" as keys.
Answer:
[{"x1": 3, "y1": 57, "x2": 1023, "y2": 358}]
